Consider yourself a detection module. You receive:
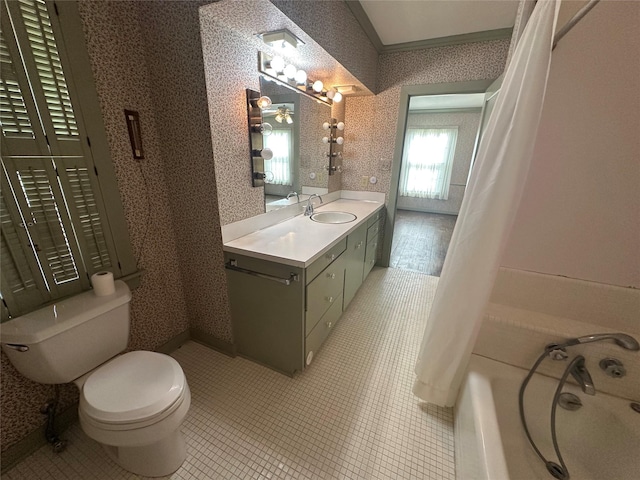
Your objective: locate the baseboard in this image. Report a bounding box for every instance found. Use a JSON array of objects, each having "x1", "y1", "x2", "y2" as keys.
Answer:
[
  {"x1": 190, "y1": 328, "x2": 236, "y2": 357},
  {"x1": 396, "y1": 206, "x2": 459, "y2": 216},
  {"x1": 155, "y1": 329, "x2": 191, "y2": 354},
  {"x1": 1, "y1": 403, "x2": 78, "y2": 475}
]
